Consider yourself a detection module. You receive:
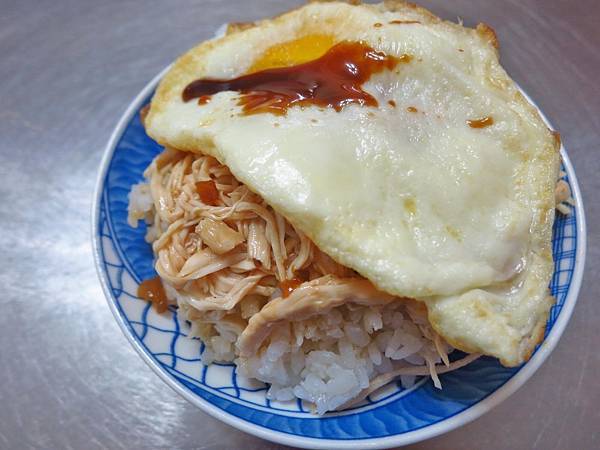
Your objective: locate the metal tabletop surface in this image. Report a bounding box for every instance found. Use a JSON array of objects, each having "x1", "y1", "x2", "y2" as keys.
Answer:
[{"x1": 1, "y1": 0, "x2": 598, "y2": 448}]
